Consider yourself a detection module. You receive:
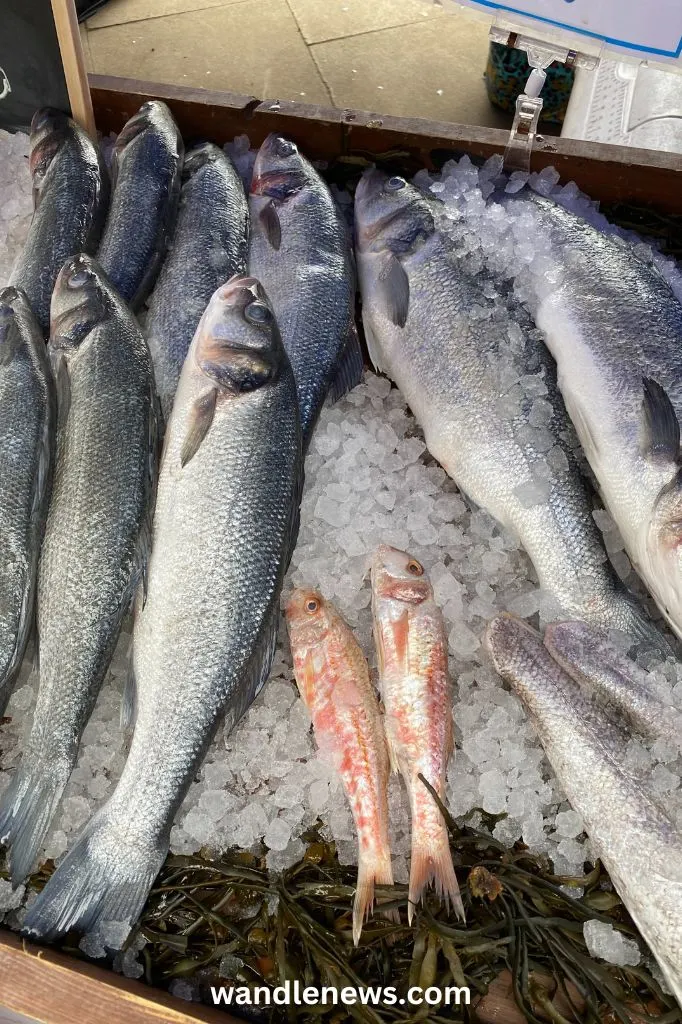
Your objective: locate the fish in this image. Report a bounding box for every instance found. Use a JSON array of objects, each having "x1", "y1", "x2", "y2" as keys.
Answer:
[
  {"x1": 0, "y1": 287, "x2": 55, "y2": 716},
  {"x1": 354, "y1": 169, "x2": 669, "y2": 651},
  {"x1": 485, "y1": 613, "x2": 682, "y2": 1007},
  {"x1": 22, "y1": 275, "x2": 302, "y2": 941},
  {"x1": 544, "y1": 620, "x2": 682, "y2": 745},
  {"x1": 146, "y1": 142, "x2": 249, "y2": 420},
  {"x1": 0, "y1": 254, "x2": 158, "y2": 886},
  {"x1": 97, "y1": 100, "x2": 183, "y2": 311},
  {"x1": 370, "y1": 544, "x2": 463, "y2": 923},
  {"x1": 249, "y1": 133, "x2": 361, "y2": 450},
  {"x1": 286, "y1": 588, "x2": 396, "y2": 944},
  {"x1": 9, "y1": 107, "x2": 109, "y2": 334},
  {"x1": 493, "y1": 192, "x2": 682, "y2": 644}
]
